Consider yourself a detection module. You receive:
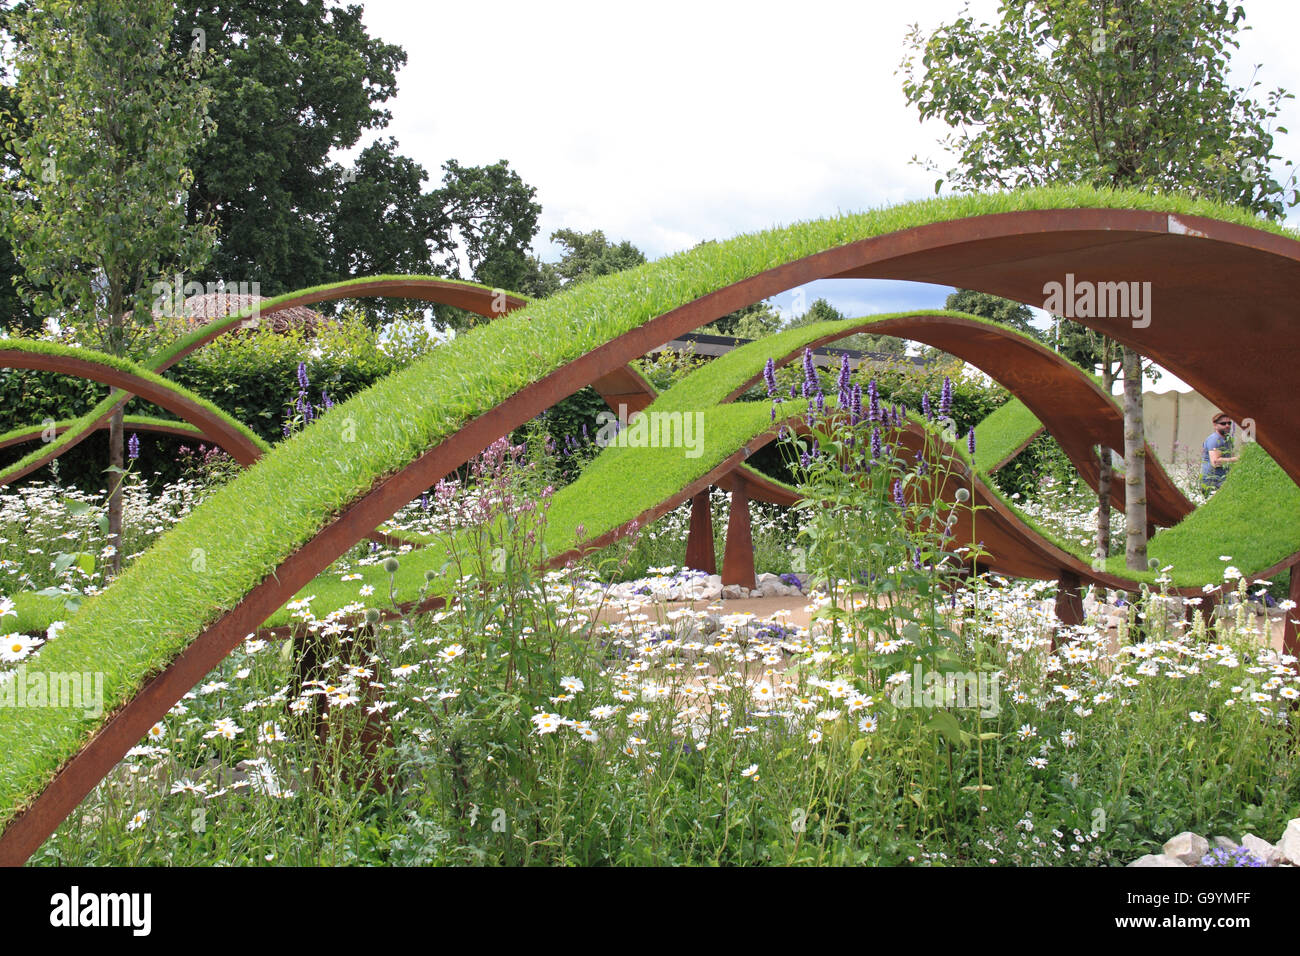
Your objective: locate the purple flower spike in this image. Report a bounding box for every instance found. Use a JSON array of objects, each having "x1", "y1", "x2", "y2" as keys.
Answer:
[
  {"x1": 868, "y1": 379, "x2": 881, "y2": 422},
  {"x1": 893, "y1": 479, "x2": 904, "y2": 507},
  {"x1": 816, "y1": 392, "x2": 825, "y2": 417},
  {"x1": 871, "y1": 426, "x2": 882, "y2": 460},
  {"x1": 801, "y1": 348, "x2": 819, "y2": 399},
  {"x1": 850, "y1": 384, "x2": 863, "y2": 425},
  {"x1": 127, "y1": 433, "x2": 140, "y2": 460},
  {"x1": 968, "y1": 428, "x2": 977, "y2": 454},
  {"x1": 297, "y1": 361, "x2": 310, "y2": 391},
  {"x1": 940, "y1": 377, "x2": 953, "y2": 419},
  {"x1": 921, "y1": 391, "x2": 932, "y2": 421},
  {"x1": 764, "y1": 357, "x2": 778, "y2": 397},
  {"x1": 321, "y1": 390, "x2": 333, "y2": 410},
  {"x1": 837, "y1": 354, "x2": 851, "y2": 406}
]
